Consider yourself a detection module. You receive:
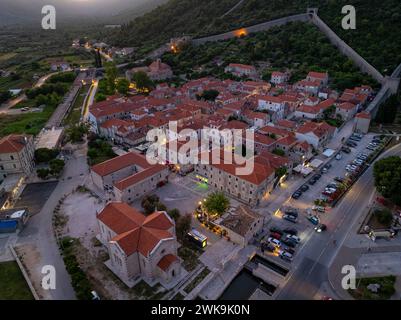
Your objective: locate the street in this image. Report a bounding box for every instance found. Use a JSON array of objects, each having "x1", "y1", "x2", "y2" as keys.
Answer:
[
  {"x1": 276, "y1": 141, "x2": 401, "y2": 300},
  {"x1": 0, "y1": 72, "x2": 60, "y2": 115},
  {"x1": 16, "y1": 144, "x2": 90, "y2": 300}
]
